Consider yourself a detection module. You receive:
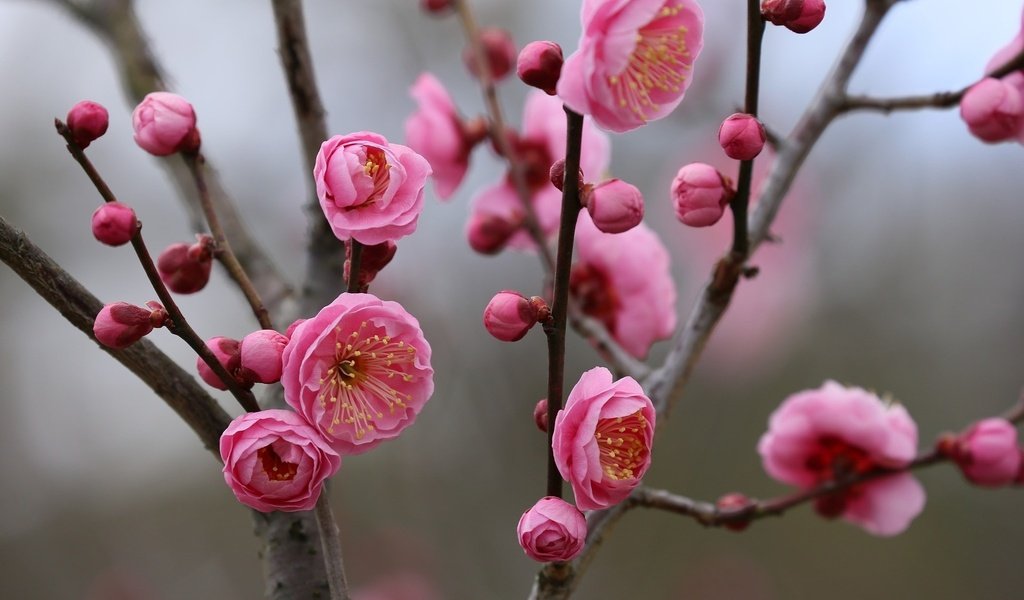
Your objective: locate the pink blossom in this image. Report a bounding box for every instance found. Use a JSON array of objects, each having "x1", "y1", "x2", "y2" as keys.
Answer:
[
  {"x1": 66, "y1": 100, "x2": 109, "y2": 148},
  {"x1": 91, "y1": 202, "x2": 138, "y2": 246},
  {"x1": 240, "y1": 330, "x2": 289, "y2": 384},
  {"x1": 671, "y1": 162, "x2": 734, "y2": 227},
  {"x1": 93, "y1": 301, "x2": 166, "y2": 349},
  {"x1": 583, "y1": 179, "x2": 644, "y2": 234},
  {"x1": 558, "y1": 0, "x2": 705, "y2": 132},
  {"x1": 314, "y1": 132, "x2": 431, "y2": 245},
  {"x1": 516, "y1": 496, "x2": 587, "y2": 562},
  {"x1": 959, "y1": 78, "x2": 1024, "y2": 143},
  {"x1": 757, "y1": 381, "x2": 925, "y2": 536},
  {"x1": 948, "y1": 418, "x2": 1021, "y2": 487},
  {"x1": 466, "y1": 210, "x2": 522, "y2": 255},
  {"x1": 157, "y1": 236, "x2": 213, "y2": 294},
  {"x1": 517, "y1": 41, "x2": 564, "y2": 95},
  {"x1": 553, "y1": 367, "x2": 656, "y2": 510},
  {"x1": 405, "y1": 73, "x2": 477, "y2": 200},
  {"x1": 571, "y1": 213, "x2": 676, "y2": 359},
  {"x1": 196, "y1": 336, "x2": 243, "y2": 390},
  {"x1": 483, "y1": 291, "x2": 544, "y2": 342},
  {"x1": 282, "y1": 293, "x2": 434, "y2": 455},
  {"x1": 718, "y1": 113, "x2": 766, "y2": 161},
  {"x1": 463, "y1": 27, "x2": 516, "y2": 81},
  {"x1": 220, "y1": 409, "x2": 341, "y2": 513},
  {"x1": 131, "y1": 92, "x2": 199, "y2": 156}
]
